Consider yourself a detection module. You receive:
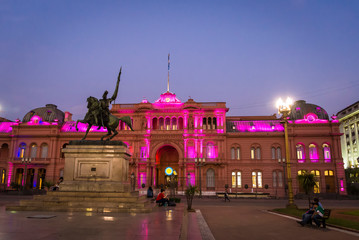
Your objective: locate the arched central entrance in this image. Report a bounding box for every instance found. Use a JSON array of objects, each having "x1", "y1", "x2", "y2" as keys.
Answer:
[{"x1": 156, "y1": 145, "x2": 179, "y2": 187}]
